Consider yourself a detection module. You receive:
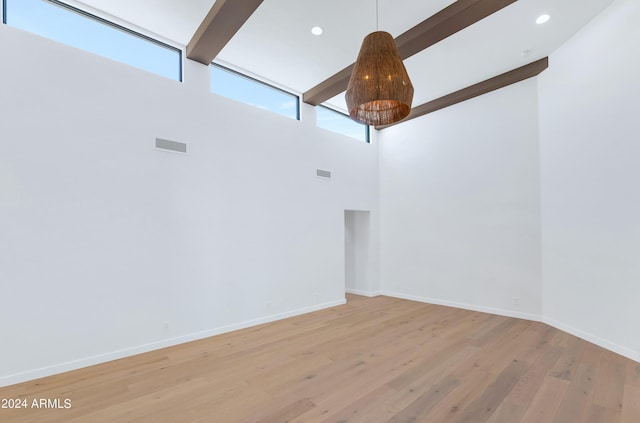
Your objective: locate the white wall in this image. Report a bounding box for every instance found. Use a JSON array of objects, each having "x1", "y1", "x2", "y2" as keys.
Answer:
[
  {"x1": 0, "y1": 24, "x2": 379, "y2": 386},
  {"x1": 539, "y1": 0, "x2": 640, "y2": 361},
  {"x1": 378, "y1": 78, "x2": 543, "y2": 319},
  {"x1": 378, "y1": 0, "x2": 640, "y2": 363},
  {"x1": 3, "y1": 0, "x2": 638, "y2": 388}
]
